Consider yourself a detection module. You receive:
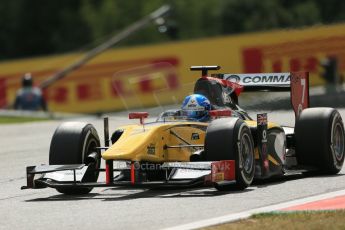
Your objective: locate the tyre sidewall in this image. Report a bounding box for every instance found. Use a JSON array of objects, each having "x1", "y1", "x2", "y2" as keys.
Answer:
[
  {"x1": 328, "y1": 111, "x2": 345, "y2": 172},
  {"x1": 234, "y1": 121, "x2": 255, "y2": 188}
]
